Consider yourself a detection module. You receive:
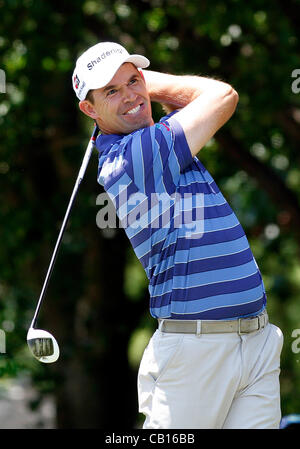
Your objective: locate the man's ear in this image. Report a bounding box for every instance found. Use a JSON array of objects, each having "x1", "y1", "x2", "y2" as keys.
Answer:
[{"x1": 79, "y1": 100, "x2": 98, "y2": 119}]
